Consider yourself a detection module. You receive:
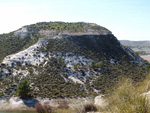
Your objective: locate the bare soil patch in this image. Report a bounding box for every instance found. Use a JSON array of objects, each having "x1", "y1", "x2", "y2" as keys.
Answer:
[{"x1": 140, "y1": 55, "x2": 150, "y2": 62}]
